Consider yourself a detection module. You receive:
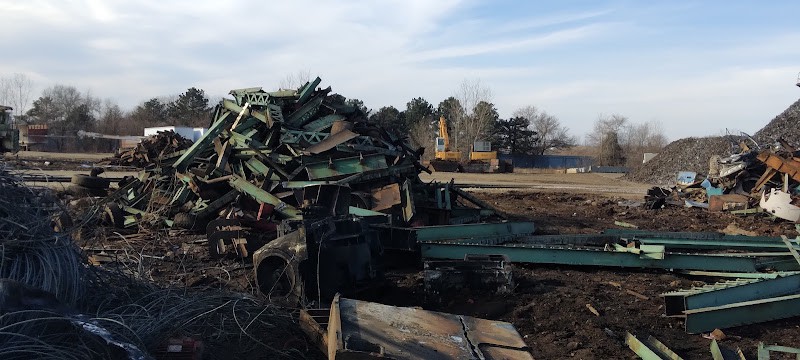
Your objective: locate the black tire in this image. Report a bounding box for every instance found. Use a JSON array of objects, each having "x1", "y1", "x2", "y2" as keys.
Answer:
[
  {"x1": 71, "y1": 174, "x2": 110, "y2": 189},
  {"x1": 103, "y1": 203, "x2": 125, "y2": 228},
  {"x1": 174, "y1": 212, "x2": 206, "y2": 230},
  {"x1": 68, "y1": 185, "x2": 106, "y2": 197}
]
